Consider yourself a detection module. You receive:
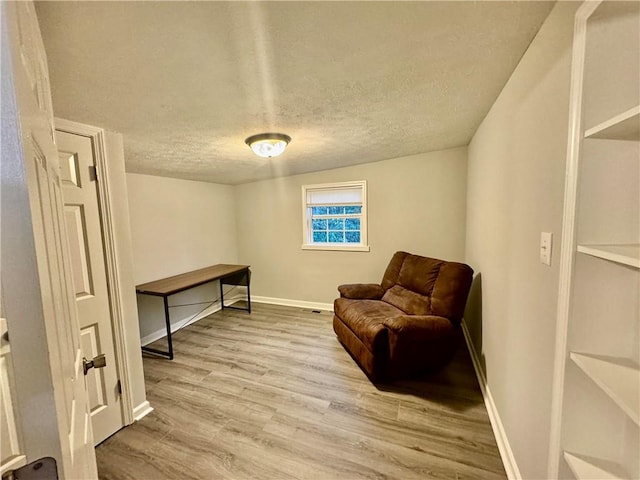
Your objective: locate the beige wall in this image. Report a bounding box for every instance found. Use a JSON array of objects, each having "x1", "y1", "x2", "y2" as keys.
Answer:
[
  {"x1": 465, "y1": 3, "x2": 579, "y2": 479},
  {"x1": 234, "y1": 147, "x2": 468, "y2": 305},
  {"x1": 127, "y1": 173, "x2": 238, "y2": 339}
]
